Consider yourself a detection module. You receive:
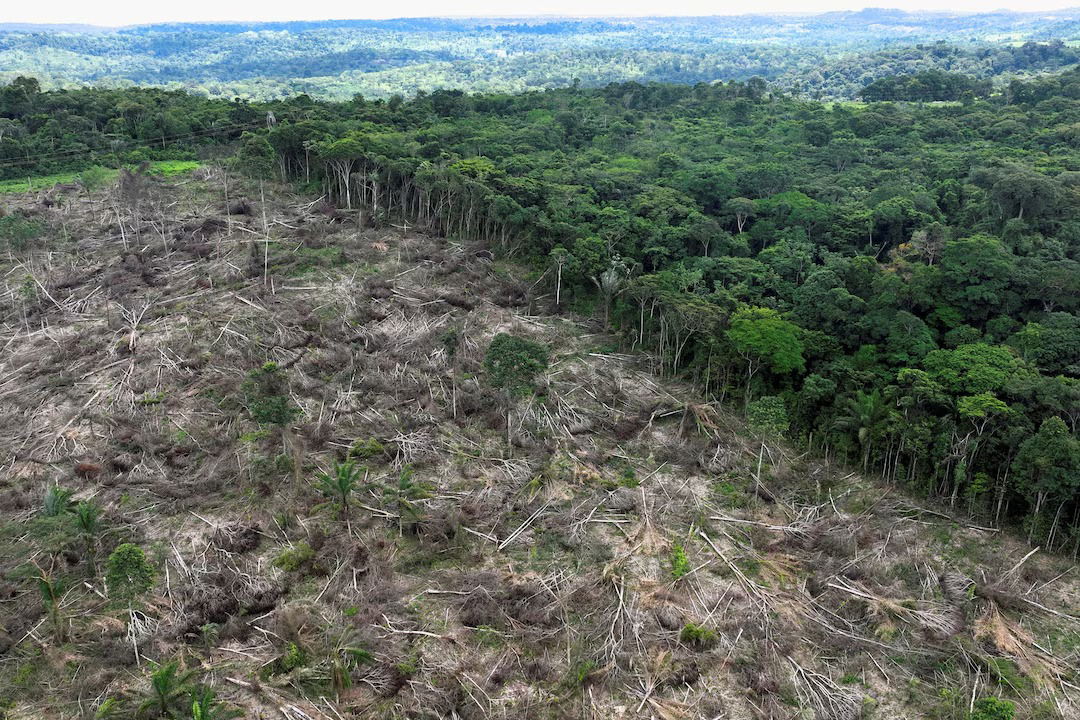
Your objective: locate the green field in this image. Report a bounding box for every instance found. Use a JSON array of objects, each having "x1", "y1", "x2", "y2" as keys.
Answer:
[{"x1": 0, "y1": 161, "x2": 201, "y2": 194}]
